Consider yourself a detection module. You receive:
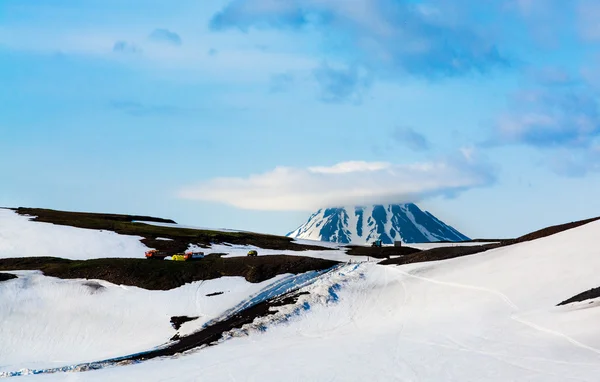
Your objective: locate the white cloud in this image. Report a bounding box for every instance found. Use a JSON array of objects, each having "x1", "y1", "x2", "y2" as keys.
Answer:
[
  {"x1": 178, "y1": 156, "x2": 495, "y2": 211},
  {"x1": 308, "y1": 161, "x2": 389, "y2": 174}
]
